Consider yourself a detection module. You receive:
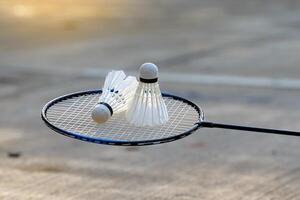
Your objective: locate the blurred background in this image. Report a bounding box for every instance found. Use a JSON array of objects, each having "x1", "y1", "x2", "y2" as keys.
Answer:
[{"x1": 1, "y1": 0, "x2": 300, "y2": 199}]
